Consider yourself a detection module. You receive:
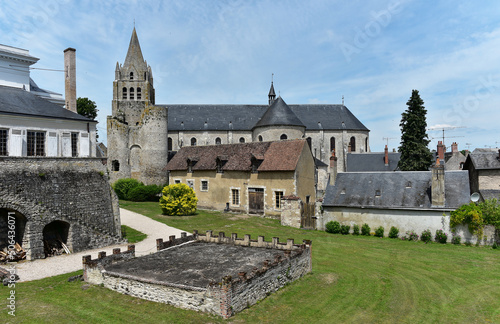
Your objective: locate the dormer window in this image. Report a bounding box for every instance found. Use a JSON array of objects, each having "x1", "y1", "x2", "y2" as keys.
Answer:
[
  {"x1": 251, "y1": 157, "x2": 263, "y2": 173},
  {"x1": 186, "y1": 158, "x2": 198, "y2": 173},
  {"x1": 216, "y1": 157, "x2": 227, "y2": 174},
  {"x1": 375, "y1": 189, "x2": 381, "y2": 197},
  {"x1": 130, "y1": 87, "x2": 134, "y2": 100},
  {"x1": 406, "y1": 181, "x2": 412, "y2": 188},
  {"x1": 122, "y1": 87, "x2": 127, "y2": 99},
  {"x1": 130, "y1": 72, "x2": 133, "y2": 80}
]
